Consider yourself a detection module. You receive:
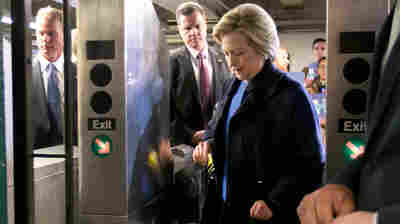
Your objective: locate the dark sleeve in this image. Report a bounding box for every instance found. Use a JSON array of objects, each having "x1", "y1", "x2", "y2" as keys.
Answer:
[
  {"x1": 169, "y1": 55, "x2": 177, "y2": 132},
  {"x1": 169, "y1": 56, "x2": 179, "y2": 144},
  {"x1": 330, "y1": 155, "x2": 400, "y2": 224},
  {"x1": 202, "y1": 78, "x2": 232, "y2": 141},
  {"x1": 266, "y1": 84, "x2": 325, "y2": 219},
  {"x1": 328, "y1": 156, "x2": 364, "y2": 193},
  {"x1": 378, "y1": 204, "x2": 400, "y2": 224},
  {"x1": 169, "y1": 55, "x2": 197, "y2": 146},
  {"x1": 202, "y1": 103, "x2": 219, "y2": 141}
]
